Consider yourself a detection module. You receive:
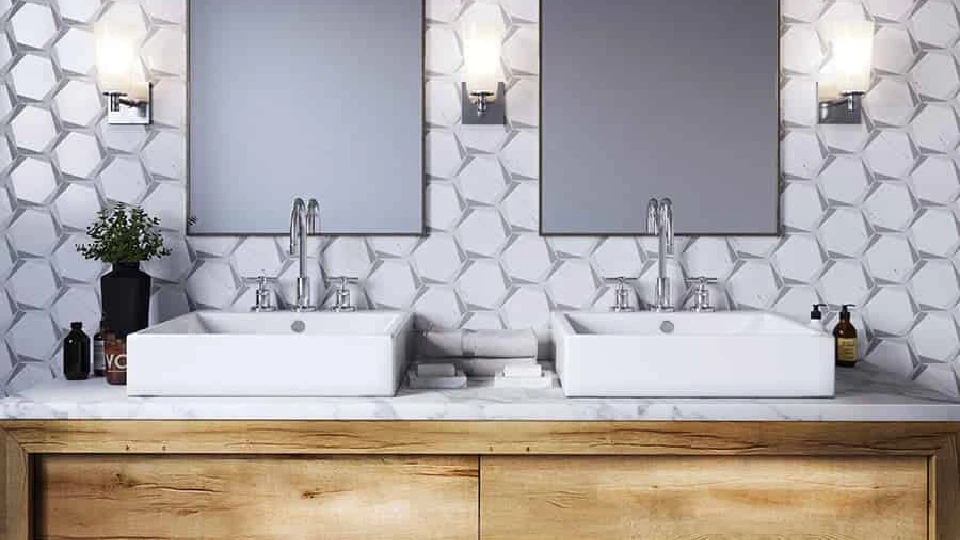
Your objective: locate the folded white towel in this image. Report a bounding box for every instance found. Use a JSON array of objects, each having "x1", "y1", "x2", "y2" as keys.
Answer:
[
  {"x1": 502, "y1": 363, "x2": 543, "y2": 378},
  {"x1": 493, "y1": 370, "x2": 559, "y2": 389},
  {"x1": 416, "y1": 362, "x2": 456, "y2": 377},
  {"x1": 407, "y1": 369, "x2": 467, "y2": 390}
]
